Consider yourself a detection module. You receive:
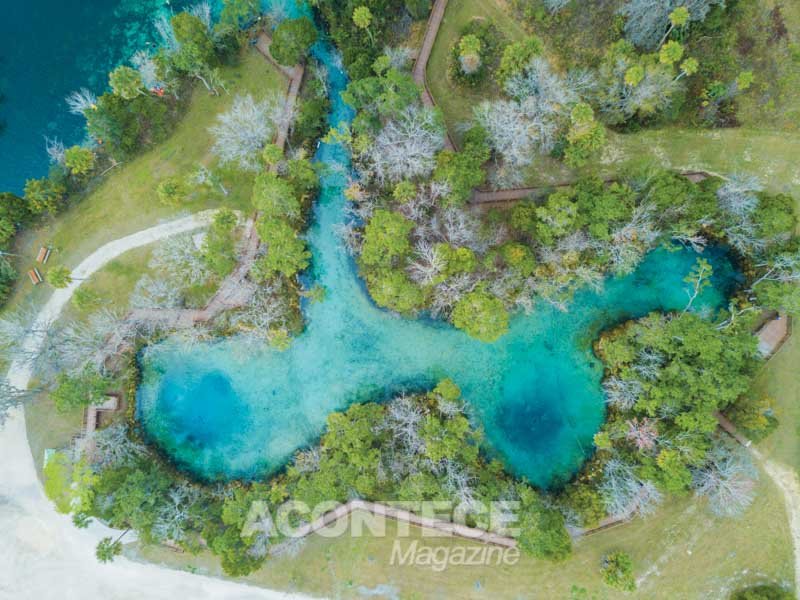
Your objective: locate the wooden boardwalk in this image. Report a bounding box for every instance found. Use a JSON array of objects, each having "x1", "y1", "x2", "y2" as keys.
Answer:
[
  {"x1": 412, "y1": 0, "x2": 456, "y2": 151},
  {"x1": 102, "y1": 39, "x2": 307, "y2": 357},
  {"x1": 471, "y1": 170, "x2": 715, "y2": 208},
  {"x1": 757, "y1": 313, "x2": 790, "y2": 357}
]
